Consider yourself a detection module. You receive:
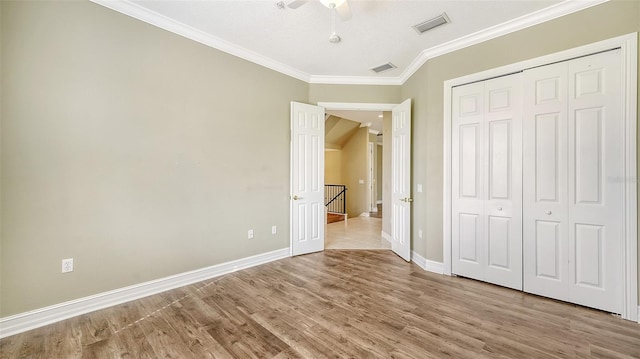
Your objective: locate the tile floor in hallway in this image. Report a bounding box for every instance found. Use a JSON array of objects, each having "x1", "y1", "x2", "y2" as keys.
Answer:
[{"x1": 325, "y1": 216, "x2": 390, "y2": 250}]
